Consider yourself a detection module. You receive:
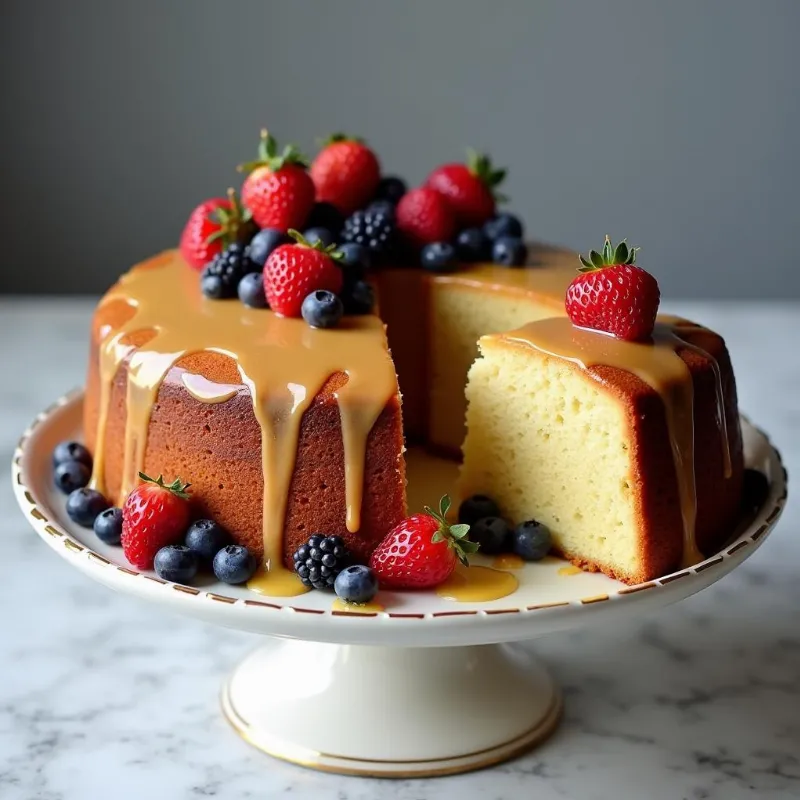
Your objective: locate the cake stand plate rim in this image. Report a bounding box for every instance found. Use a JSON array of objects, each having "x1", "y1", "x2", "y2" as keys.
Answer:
[{"x1": 12, "y1": 389, "x2": 789, "y2": 647}]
